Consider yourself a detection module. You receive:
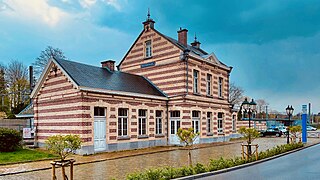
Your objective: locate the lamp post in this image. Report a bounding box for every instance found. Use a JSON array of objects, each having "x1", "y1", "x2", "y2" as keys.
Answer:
[
  {"x1": 241, "y1": 98, "x2": 257, "y2": 155},
  {"x1": 286, "y1": 105, "x2": 294, "y2": 144}
]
